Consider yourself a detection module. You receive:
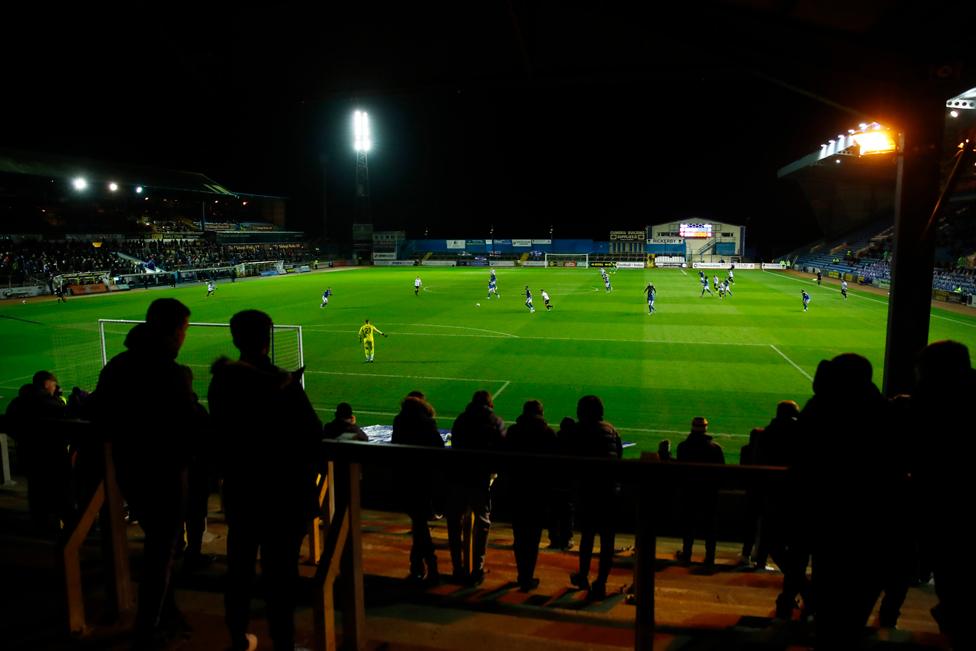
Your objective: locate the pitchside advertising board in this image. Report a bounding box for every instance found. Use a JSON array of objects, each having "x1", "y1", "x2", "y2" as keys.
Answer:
[
  {"x1": 374, "y1": 260, "x2": 415, "y2": 266},
  {"x1": 615, "y1": 261, "x2": 647, "y2": 269},
  {"x1": 692, "y1": 262, "x2": 757, "y2": 270}
]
